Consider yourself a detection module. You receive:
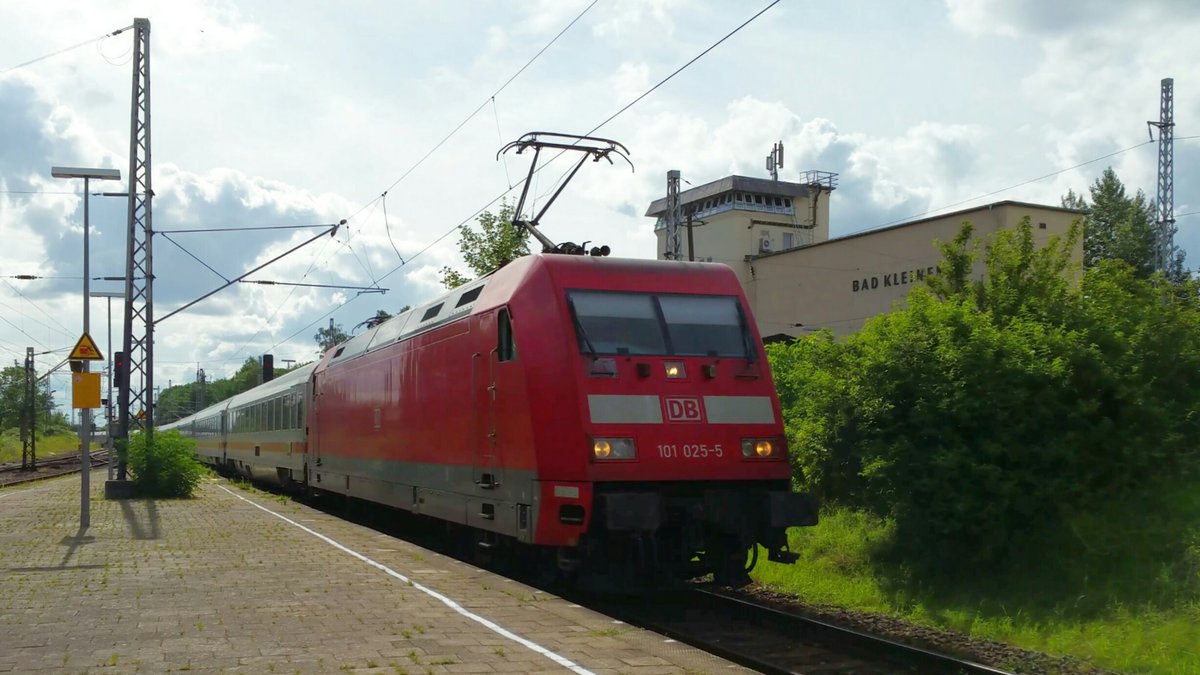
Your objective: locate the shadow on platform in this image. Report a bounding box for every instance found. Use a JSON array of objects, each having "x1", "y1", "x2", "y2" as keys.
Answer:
[{"x1": 120, "y1": 498, "x2": 161, "y2": 540}]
